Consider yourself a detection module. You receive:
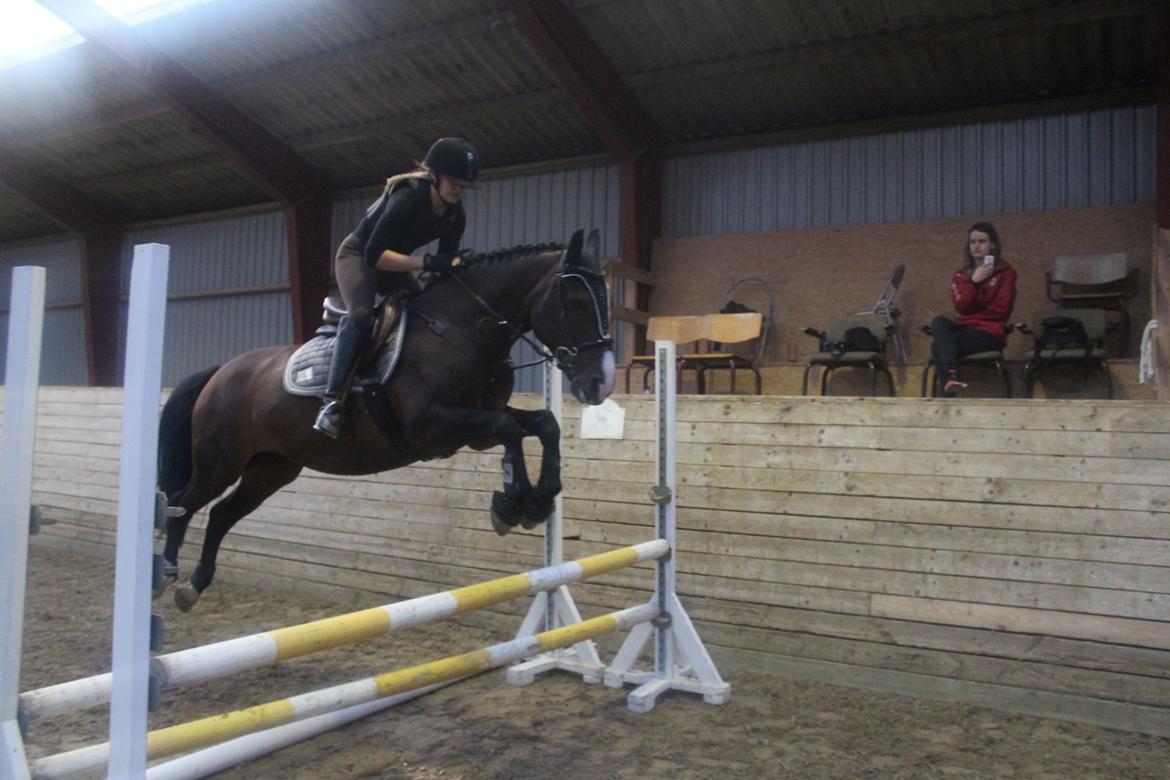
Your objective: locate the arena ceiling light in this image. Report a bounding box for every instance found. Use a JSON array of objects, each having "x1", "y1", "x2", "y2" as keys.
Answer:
[{"x1": 1, "y1": 0, "x2": 212, "y2": 68}]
